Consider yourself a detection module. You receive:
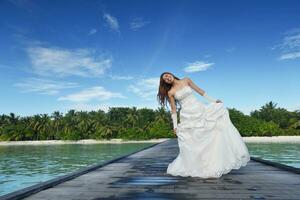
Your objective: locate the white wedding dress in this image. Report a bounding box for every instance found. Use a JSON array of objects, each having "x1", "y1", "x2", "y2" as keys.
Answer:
[{"x1": 167, "y1": 85, "x2": 250, "y2": 178}]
